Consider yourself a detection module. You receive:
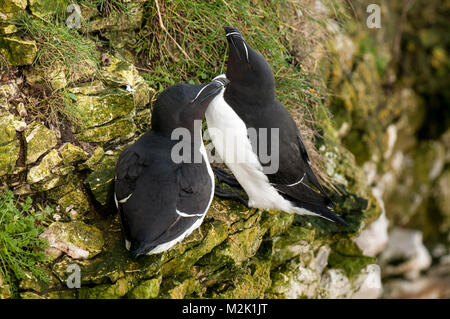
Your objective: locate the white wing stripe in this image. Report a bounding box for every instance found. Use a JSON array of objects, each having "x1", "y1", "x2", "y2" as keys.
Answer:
[
  {"x1": 118, "y1": 193, "x2": 132, "y2": 203},
  {"x1": 176, "y1": 209, "x2": 205, "y2": 217},
  {"x1": 286, "y1": 173, "x2": 306, "y2": 187}
]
